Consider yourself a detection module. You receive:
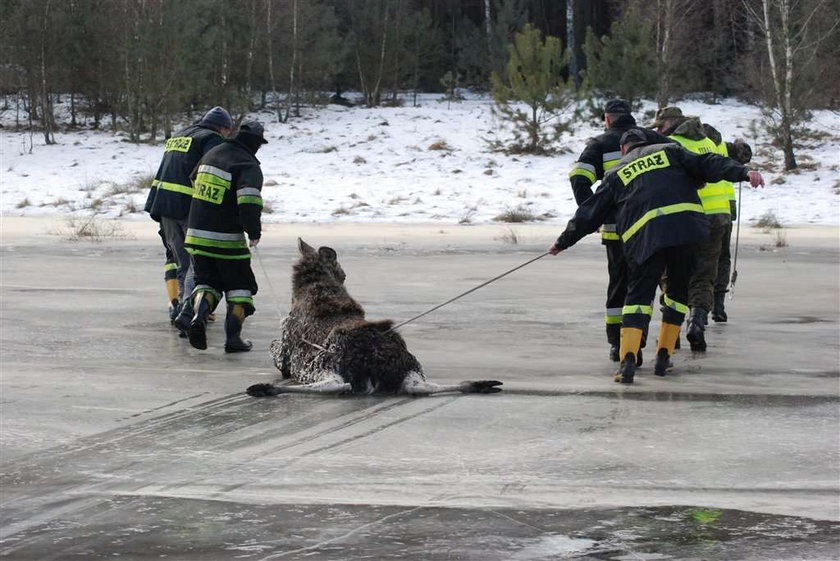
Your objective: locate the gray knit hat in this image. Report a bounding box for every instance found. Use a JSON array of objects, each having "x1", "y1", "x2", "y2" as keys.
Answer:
[{"x1": 199, "y1": 106, "x2": 233, "y2": 130}]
